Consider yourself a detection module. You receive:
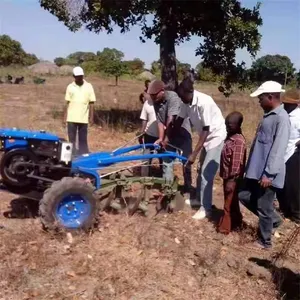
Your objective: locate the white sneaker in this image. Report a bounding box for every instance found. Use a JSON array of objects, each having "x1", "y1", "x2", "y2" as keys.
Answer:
[
  {"x1": 192, "y1": 210, "x2": 208, "y2": 220},
  {"x1": 185, "y1": 199, "x2": 200, "y2": 207}
]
